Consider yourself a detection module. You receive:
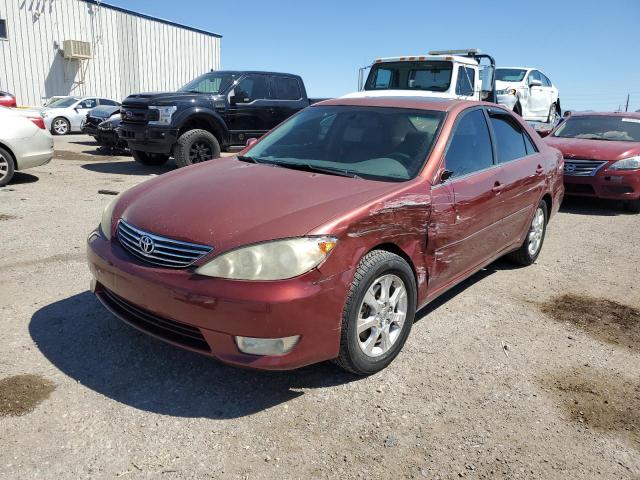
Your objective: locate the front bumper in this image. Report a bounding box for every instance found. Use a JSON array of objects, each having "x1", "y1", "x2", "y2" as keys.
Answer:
[
  {"x1": 496, "y1": 93, "x2": 518, "y2": 111},
  {"x1": 119, "y1": 123, "x2": 178, "y2": 154},
  {"x1": 87, "y1": 231, "x2": 351, "y2": 370},
  {"x1": 564, "y1": 169, "x2": 640, "y2": 201}
]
